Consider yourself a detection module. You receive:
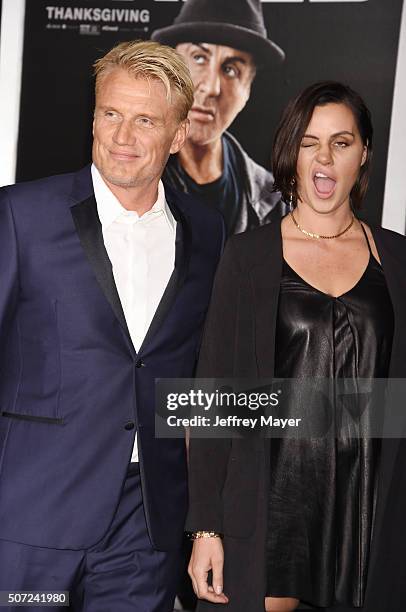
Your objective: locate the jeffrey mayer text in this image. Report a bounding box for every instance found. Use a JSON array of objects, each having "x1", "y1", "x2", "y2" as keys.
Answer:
[
  {"x1": 167, "y1": 415, "x2": 302, "y2": 428},
  {"x1": 214, "y1": 415, "x2": 301, "y2": 428}
]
